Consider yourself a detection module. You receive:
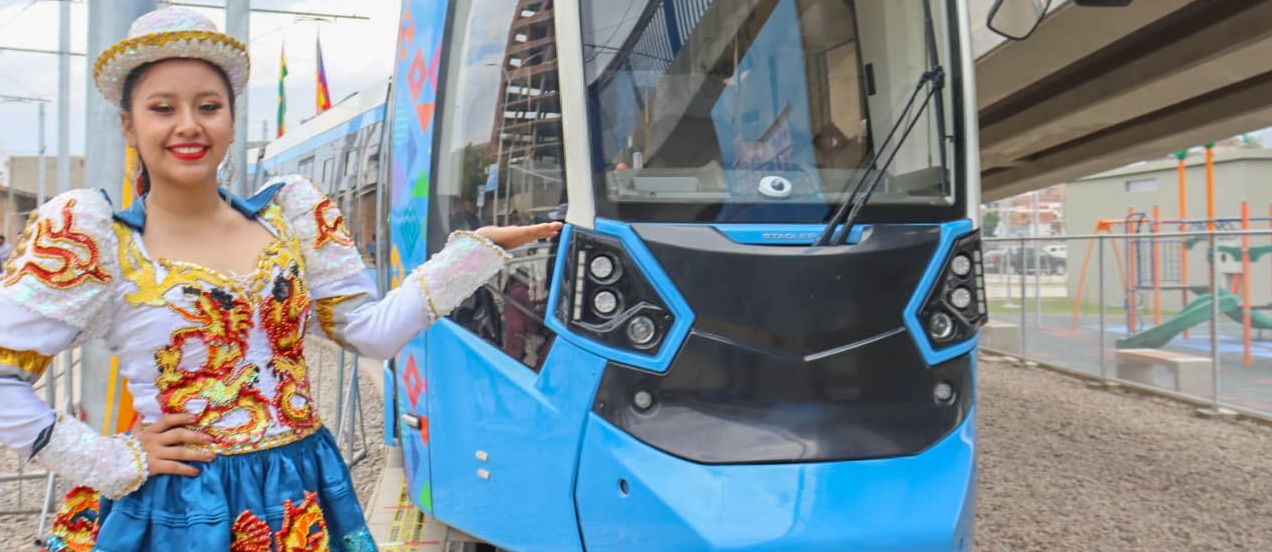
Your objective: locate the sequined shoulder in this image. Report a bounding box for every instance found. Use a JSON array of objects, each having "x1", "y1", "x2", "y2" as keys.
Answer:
[
  {"x1": 263, "y1": 175, "x2": 363, "y2": 288},
  {"x1": 1, "y1": 189, "x2": 119, "y2": 332}
]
